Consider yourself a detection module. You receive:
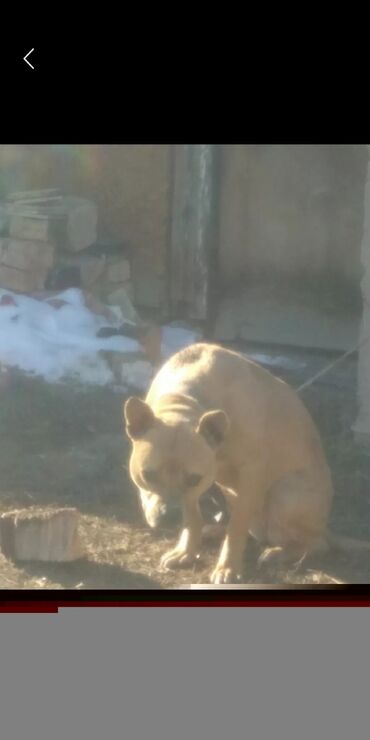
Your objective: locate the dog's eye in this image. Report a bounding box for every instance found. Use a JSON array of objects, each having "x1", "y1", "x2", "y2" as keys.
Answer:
[
  {"x1": 186, "y1": 473, "x2": 202, "y2": 488},
  {"x1": 142, "y1": 469, "x2": 158, "y2": 486}
]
